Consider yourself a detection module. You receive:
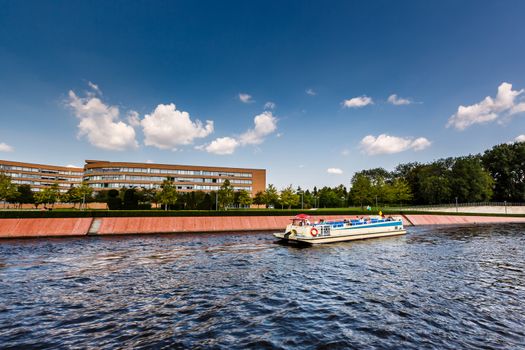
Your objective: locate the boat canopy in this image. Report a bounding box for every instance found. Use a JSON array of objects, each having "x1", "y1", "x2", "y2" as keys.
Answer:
[{"x1": 293, "y1": 214, "x2": 311, "y2": 220}]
